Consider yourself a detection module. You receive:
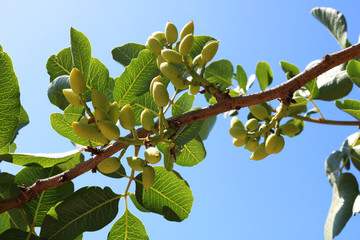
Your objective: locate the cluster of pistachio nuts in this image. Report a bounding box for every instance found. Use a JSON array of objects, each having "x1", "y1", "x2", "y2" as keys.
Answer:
[
  {"x1": 145, "y1": 21, "x2": 219, "y2": 95},
  {"x1": 229, "y1": 103, "x2": 301, "y2": 160}
]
